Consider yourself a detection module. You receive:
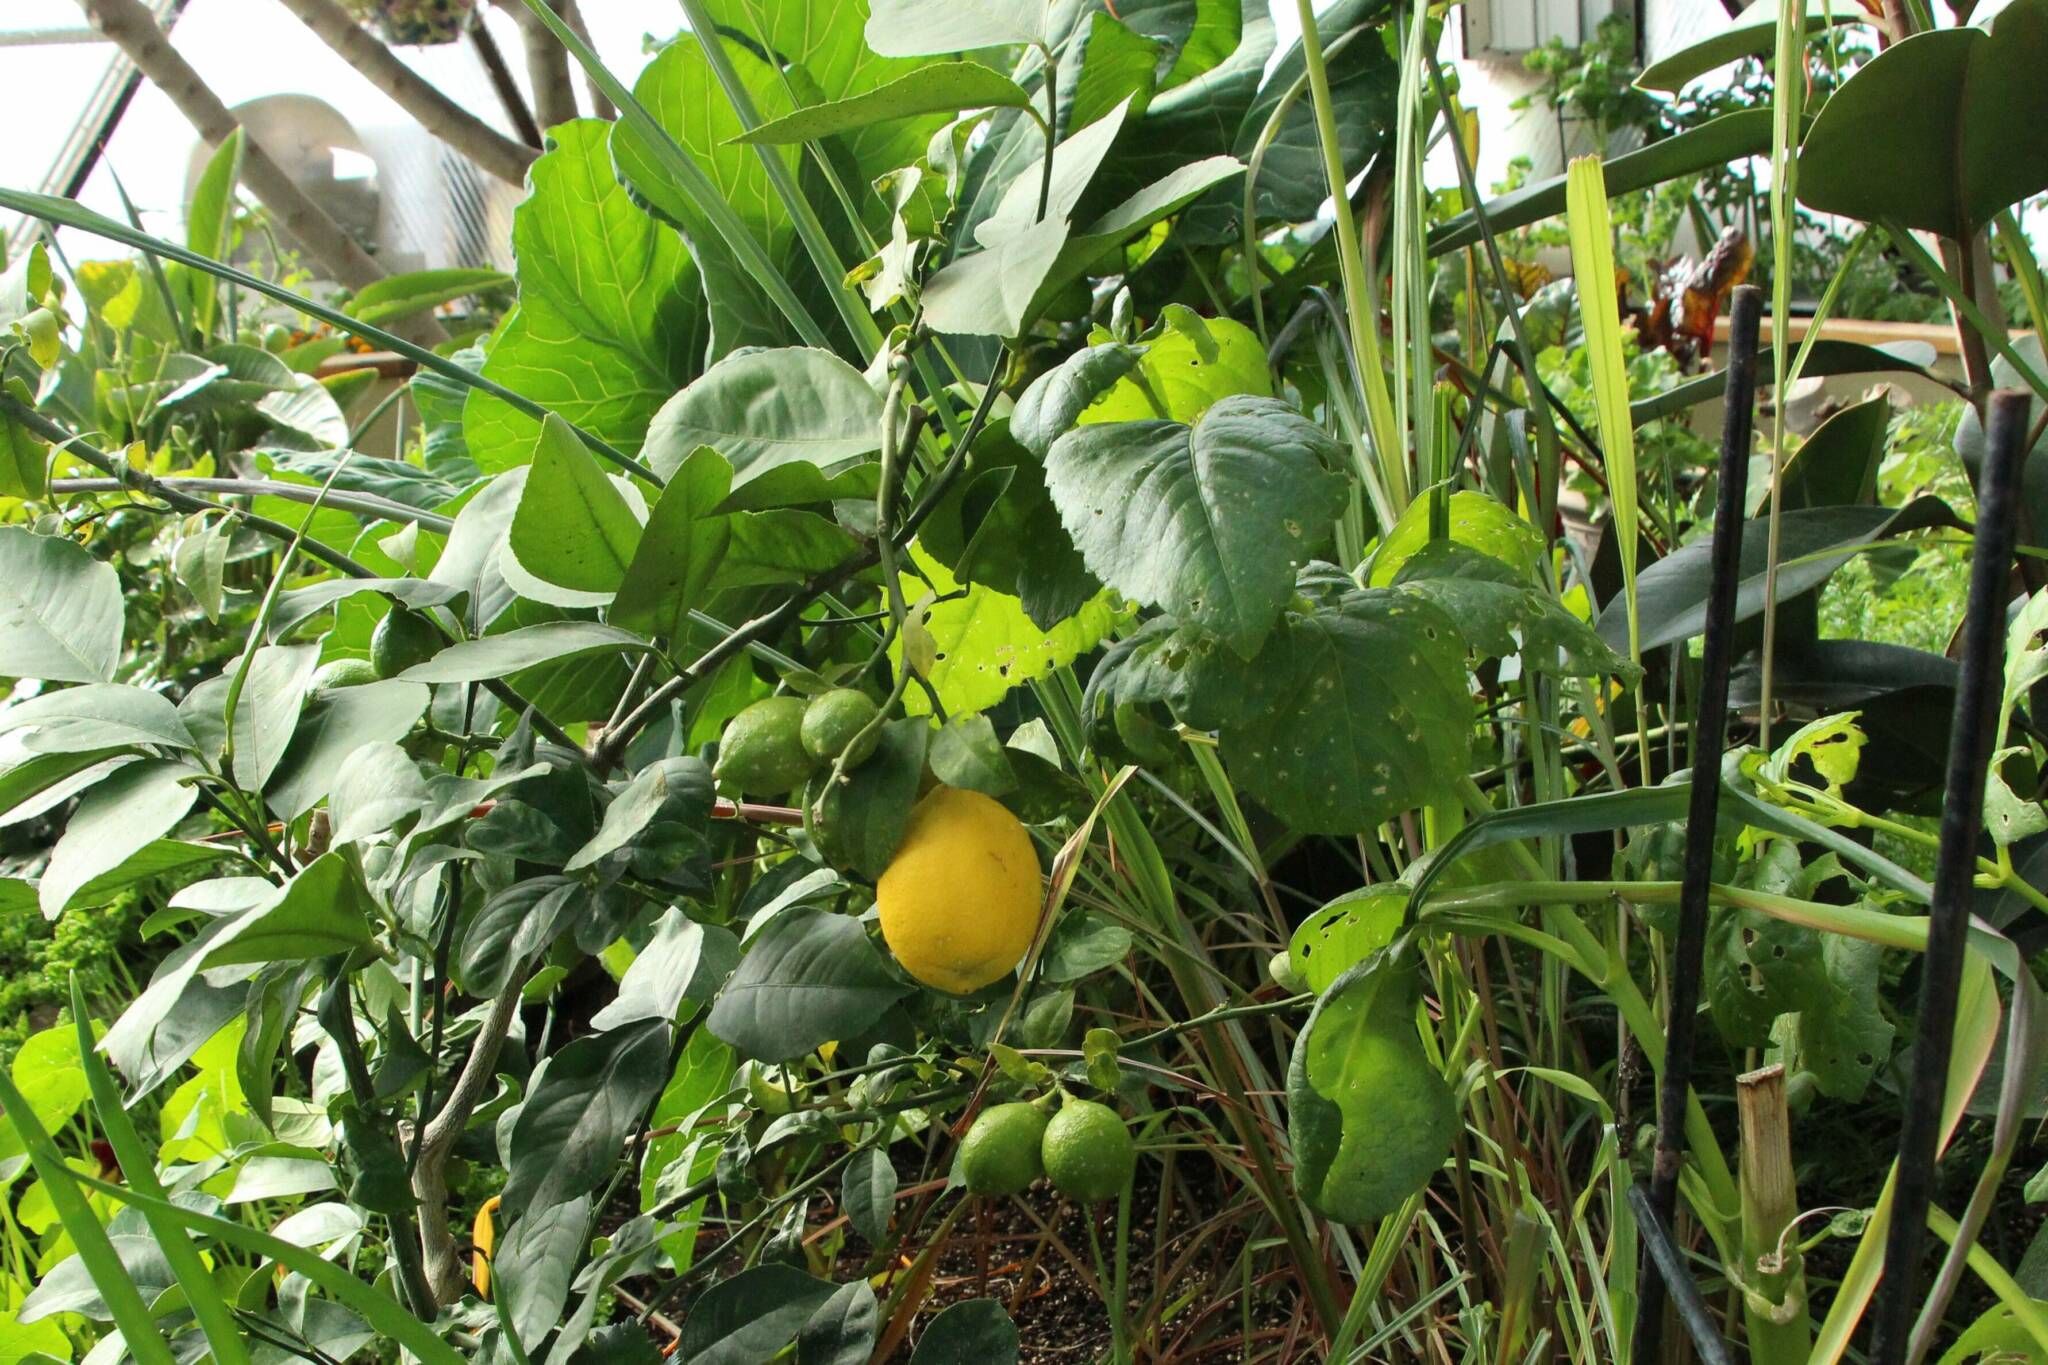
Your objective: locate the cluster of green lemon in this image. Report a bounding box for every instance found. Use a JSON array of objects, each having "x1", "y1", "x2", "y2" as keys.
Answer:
[
  {"x1": 712, "y1": 690, "x2": 881, "y2": 795},
  {"x1": 960, "y1": 1095, "x2": 1135, "y2": 1204}
]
